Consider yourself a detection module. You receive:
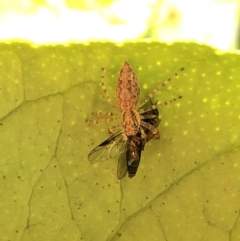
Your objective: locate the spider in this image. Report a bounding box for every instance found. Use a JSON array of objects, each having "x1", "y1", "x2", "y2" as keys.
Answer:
[{"x1": 87, "y1": 62, "x2": 183, "y2": 179}]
